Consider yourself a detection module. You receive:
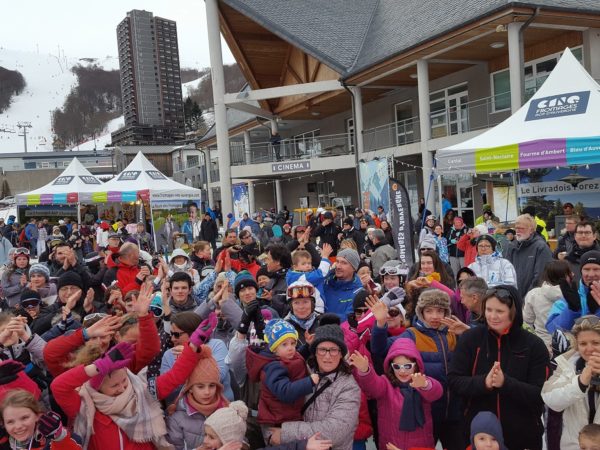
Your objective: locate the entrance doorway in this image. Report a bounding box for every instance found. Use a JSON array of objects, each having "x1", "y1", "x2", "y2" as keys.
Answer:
[{"x1": 440, "y1": 177, "x2": 474, "y2": 227}]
